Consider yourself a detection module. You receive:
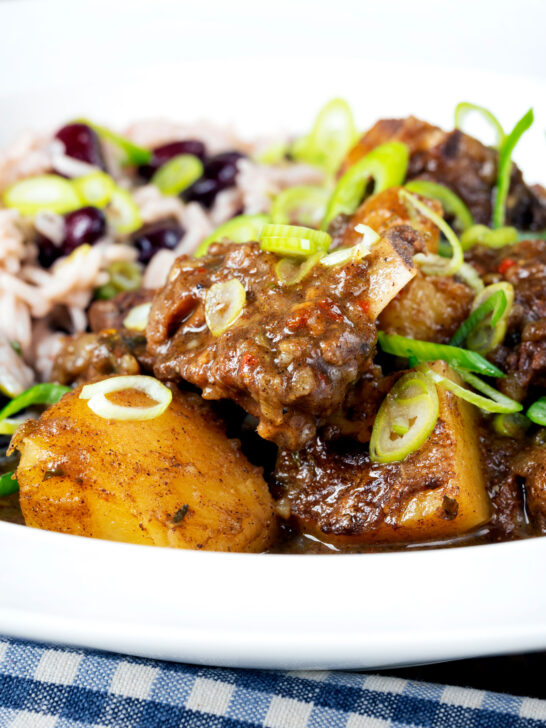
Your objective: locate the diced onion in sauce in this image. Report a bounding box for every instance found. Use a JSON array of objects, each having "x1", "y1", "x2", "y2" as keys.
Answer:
[
  {"x1": 205, "y1": 279, "x2": 246, "y2": 336},
  {"x1": 123, "y1": 302, "x2": 152, "y2": 331},
  {"x1": 79, "y1": 375, "x2": 172, "y2": 421},
  {"x1": 370, "y1": 370, "x2": 439, "y2": 463}
]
